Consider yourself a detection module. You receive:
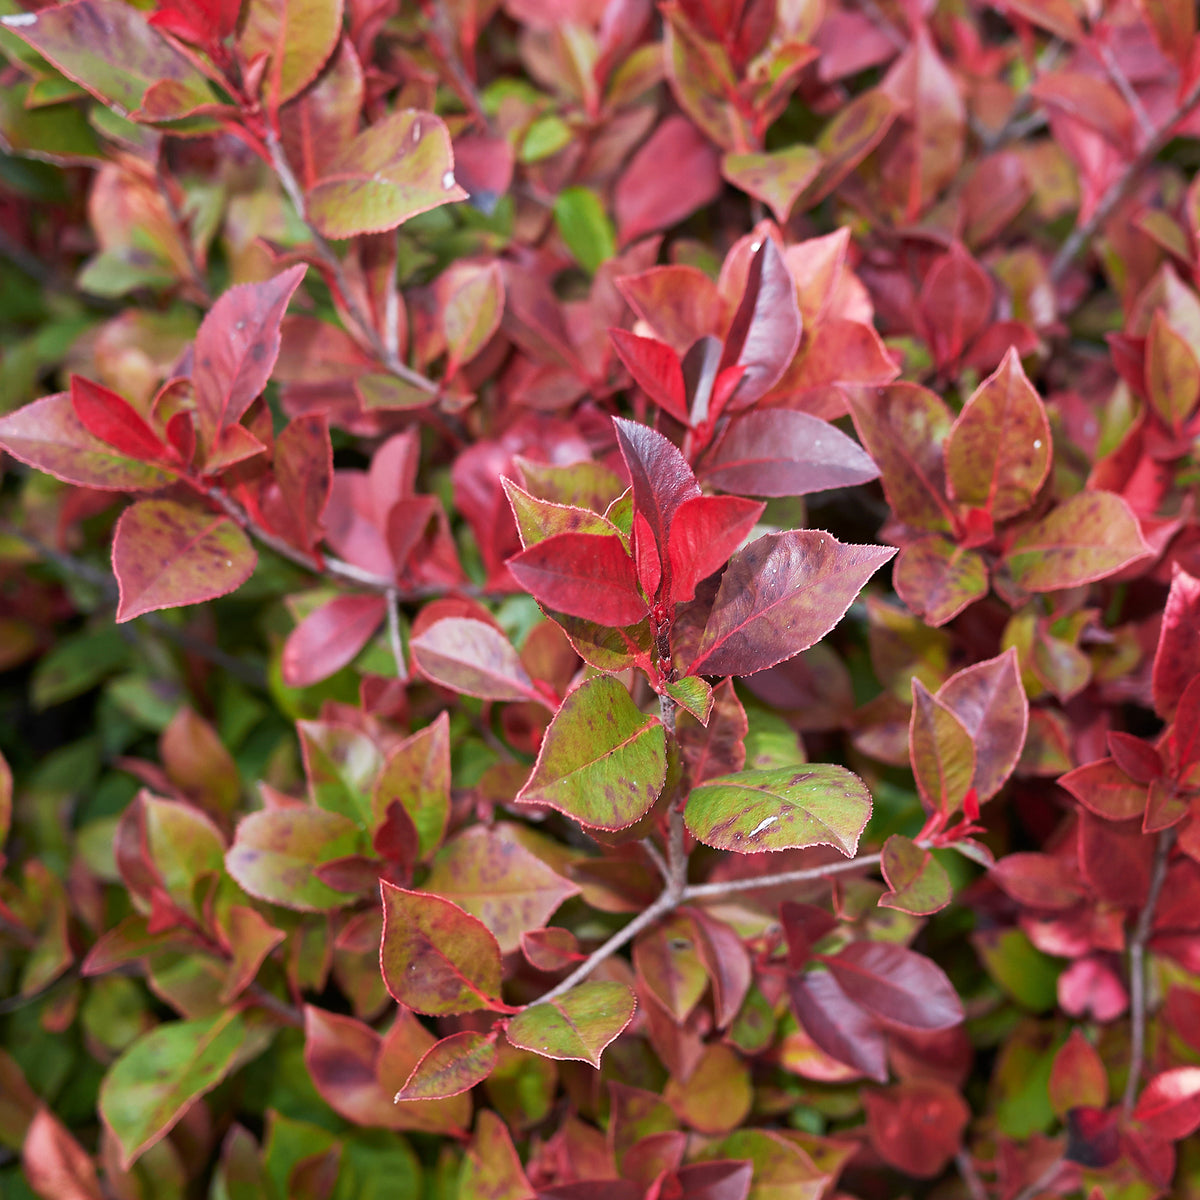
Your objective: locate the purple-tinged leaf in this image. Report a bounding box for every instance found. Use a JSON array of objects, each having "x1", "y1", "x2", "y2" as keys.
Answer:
[
  {"x1": 1153, "y1": 565, "x2": 1200, "y2": 719},
  {"x1": 879, "y1": 834, "x2": 952, "y2": 915},
  {"x1": 306, "y1": 110, "x2": 467, "y2": 239},
  {"x1": 379, "y1": 882, "x2": 506, "y2": 1015},
  {"x1": 718, "y1": 237, "x2": 803, "y2": 409},
  {"x1": 192, "y1": 267, "x2": 306, "y2": 449},
  {"x1": 944, "y1": 347, "x2": 1051, "y2": 520},
  {"x1": 684, "y1": 763, "x2": 871, "y2": 856},
  {"x1": 788, "y1": 970, "x2": 887, "y2": 1082},
  {"x1": 893, "y1": 536, "x2": 988, "y2": 627},
  {"x1": 0, "y1": 393, "x2": 175, "y2": 491},
  {"x1": 281, "y1": 593, "x2": 387, "y2": 688},
  {"x1": 666, "y1": 495, "x2": 764, "y2": 604},
  {"x1": 410, "y1": 617, "x2": 543, "y2": 704},
  {"x1": 1004, "y1": 492, "x2": 1149, "y2": 591},
  {"x1": 507, "y1": 532, "x2": 647, "y2": 625},
  {"x1": 721, "y1": 145, "x2": 824, "y2": 225},
  {"x1": 612, "y1": 417, "x2": 700, "y2": 555},
  {"x1": 701, "y1": 410, "x2": 879, "y2": 499},
  {"x1": 688, "y1": 909, "x2": 751, "y2": 1030},
  {"x1": 691, "y1": 531, "x2": 895, "y2": 677},
  {"x1": 991, "y1": 852, "x2": 1086, "y2": 910},
  {"x1": 112, "y1": 500, "x2": 256, "y2": 622},
  {"x1": 506, "y1": 981, "x2": 636, "y2": 1067},
  {"x1": 609, "y1": 329, "x2": 690, "y2": 424},
  {"x1": 394, "y1": 1031, "x2": 497, "y2": 1101},
  {"x1": 515, "y1": 675, "x2": 666, "y2": 832},
  {"x1": 823, "y1": 941, "x2": 964, "y2": 1031}
]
